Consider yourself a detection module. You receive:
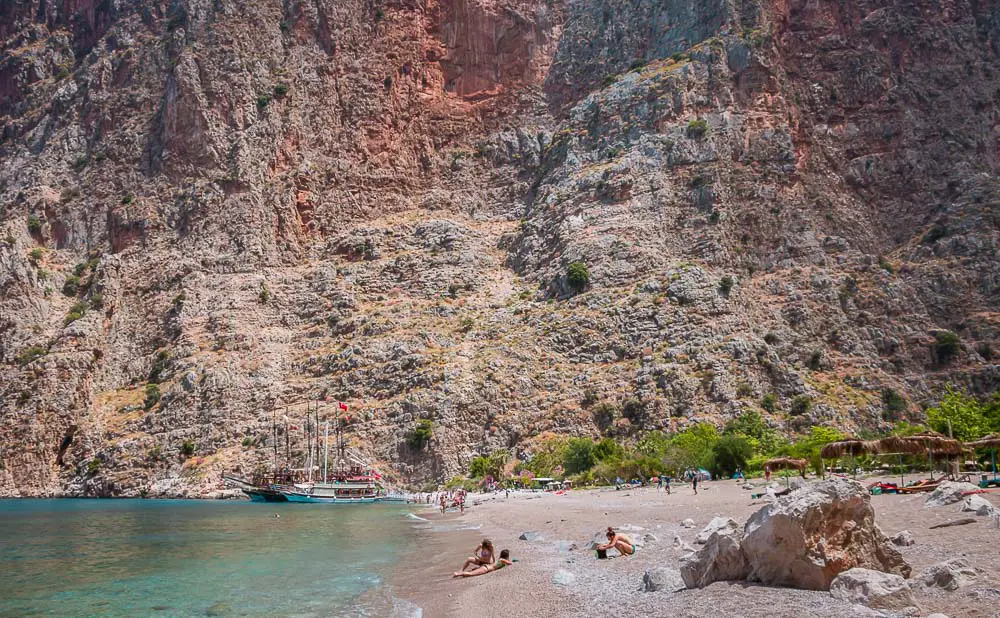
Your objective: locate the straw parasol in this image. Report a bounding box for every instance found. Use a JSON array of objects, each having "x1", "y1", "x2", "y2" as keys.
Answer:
[
  {"x1": 869, "y1": 432, "x2": 963, "y2": 481},
  {"x1": 764, "y1": 457, "x2": 808, "y2": 472},
  {"x1": 872, "y1": 432, "x2": 963, "y2": 456},
  {"x1": 967, "y1": 434, "x2": 1000, "y2": 448},
  {"x1": 764, "y1": 457, "x2": 808, "y2": 487},
  {"x1": 967, "y1": 434, "x2": 1000, "y2": 481},
  {"x1": 820, "y1": 439, "x2": 873, "y2": 459}
]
